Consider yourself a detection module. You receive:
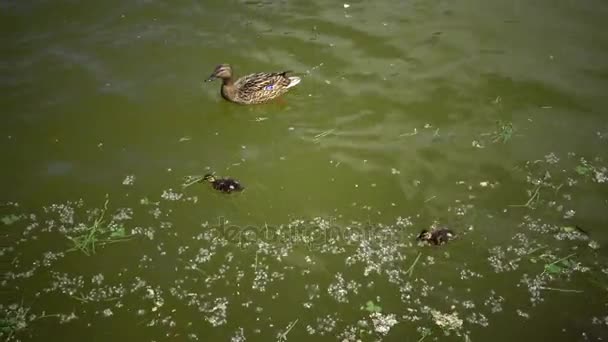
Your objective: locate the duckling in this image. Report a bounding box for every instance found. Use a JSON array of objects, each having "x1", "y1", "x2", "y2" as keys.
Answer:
[
  {"x1": 416, "y1": 228, "x2": 455, "y2": 246},
  {"x1": 200, "y1": 173, "x2": 244, "y2": 194},
  {"x1": 205, "y1": 64, "x2": 301, "y2": 104}
]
